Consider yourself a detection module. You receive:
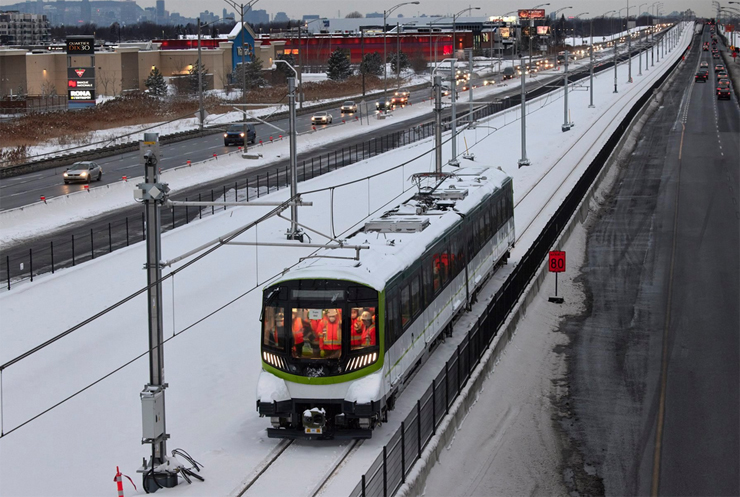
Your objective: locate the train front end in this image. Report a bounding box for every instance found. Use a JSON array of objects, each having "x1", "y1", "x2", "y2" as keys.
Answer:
[{"x1": 256, "y1": 278, "x2": 384, "y2": 439}]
